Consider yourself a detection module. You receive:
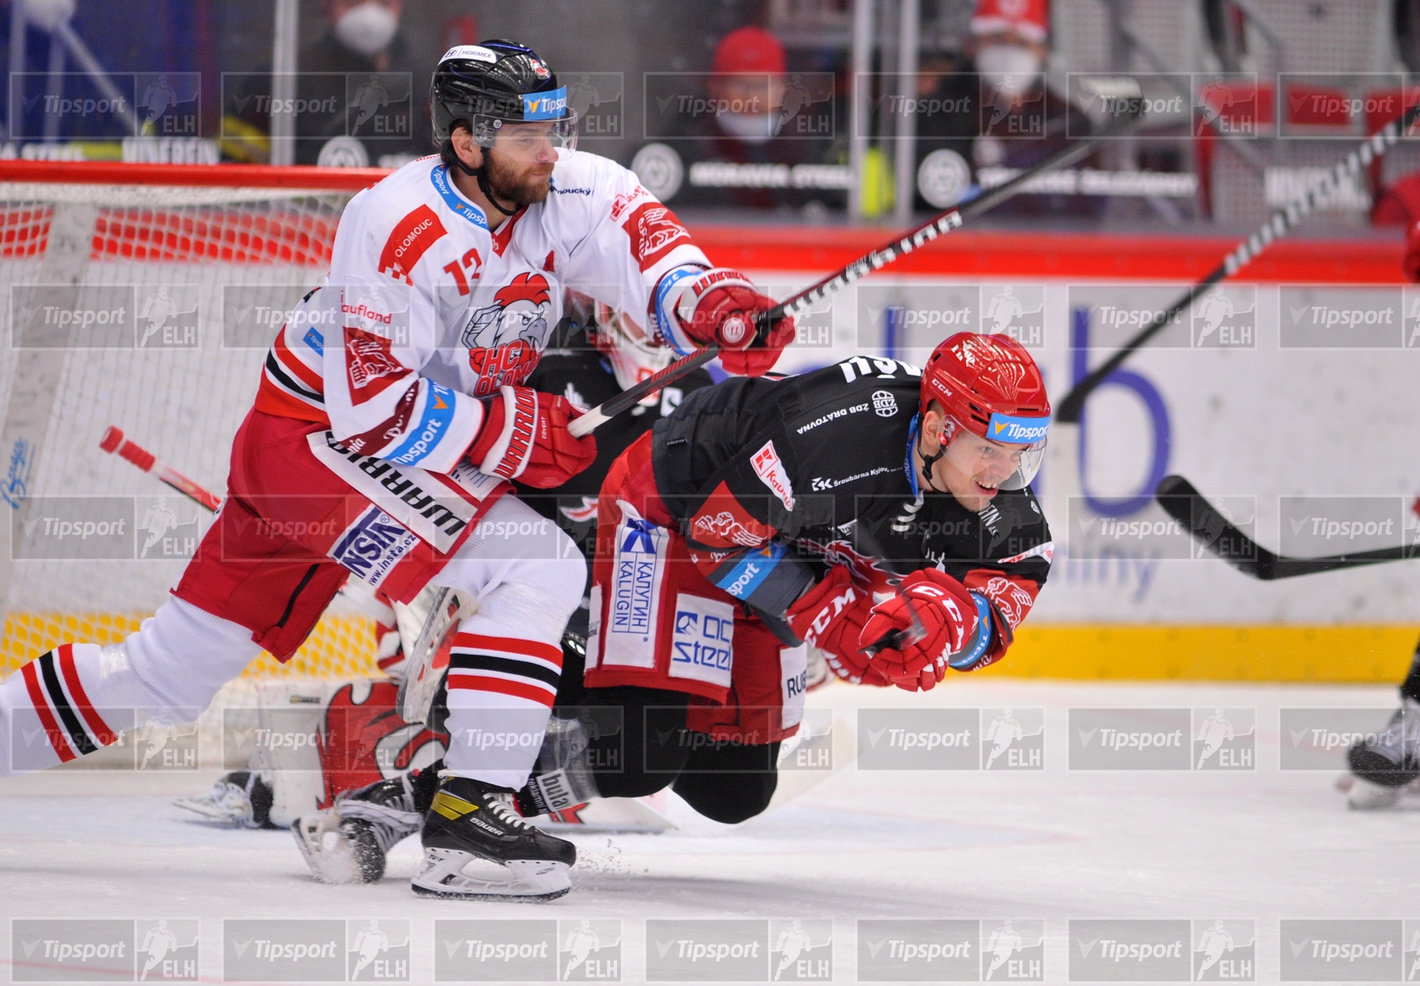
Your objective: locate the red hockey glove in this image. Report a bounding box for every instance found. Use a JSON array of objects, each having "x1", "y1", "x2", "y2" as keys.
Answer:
[
  {"x1": 786, "y1": 566, "x2": 888, "y2": 686},
  {"x1": 858, "y1": 569, "x2": 984, "y2": 692},
  {"x1": 672, "y1": 268, "x2": 795, "y2": 377},
  {"x1": 466, "y1": 385, "x2": 597, "y2": 489}
]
